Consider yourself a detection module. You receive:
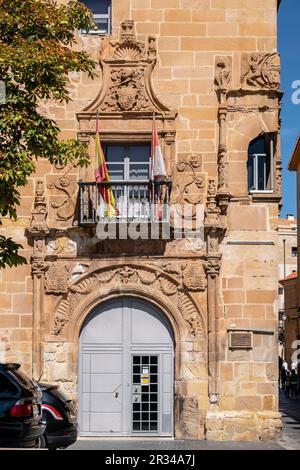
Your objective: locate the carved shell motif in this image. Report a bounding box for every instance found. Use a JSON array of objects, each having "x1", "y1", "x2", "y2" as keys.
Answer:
[
  {"x1": 159, "y1": 277, "x2": 178, "y2": 296},
  {"x1": 114, "y1": 44, "x2": 143, "y2": 60},
  {"x1": 138, "y1": 269, "x2": 158, "y2": 285}
]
